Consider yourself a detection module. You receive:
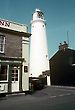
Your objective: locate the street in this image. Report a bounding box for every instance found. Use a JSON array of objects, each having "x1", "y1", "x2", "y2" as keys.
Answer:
[{"x1": 0, "y1": 86, "x2": 75, "y2": 110}]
